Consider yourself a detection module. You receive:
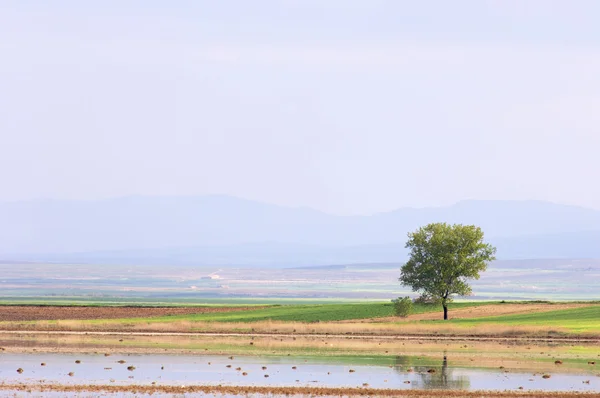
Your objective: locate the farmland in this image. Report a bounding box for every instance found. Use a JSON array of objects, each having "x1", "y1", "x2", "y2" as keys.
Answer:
[
  {"x1": 2, "y1": 300, "x2": 600, "y2": 397},
  {"x1": 2, "y1": 310, "x2": 600, "y2": 397},
  {"x1": 1, "y1": 301, "x2": 599, "y2": 338},
  {"x1": 435, "y1": 305, "x2": 600, "y2": 333},
  {"x1": 2, "y1": 262, "x2": 600, "y2": 396},
  {"x1": 0, "y1": 304, "x2": 266, "y2": 321}
]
